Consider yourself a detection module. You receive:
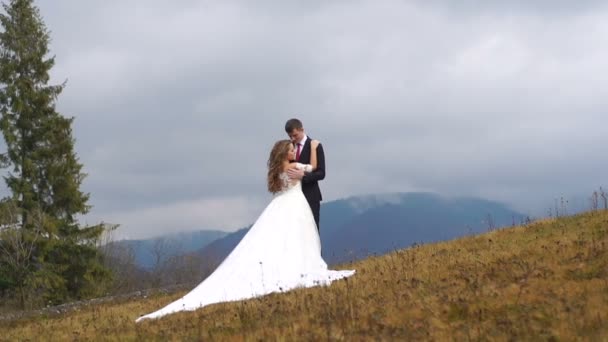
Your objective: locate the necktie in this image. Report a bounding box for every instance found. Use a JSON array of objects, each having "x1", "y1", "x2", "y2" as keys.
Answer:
[{"x1": 296, "y1": 143, "x2": 302, "y2": 161}]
